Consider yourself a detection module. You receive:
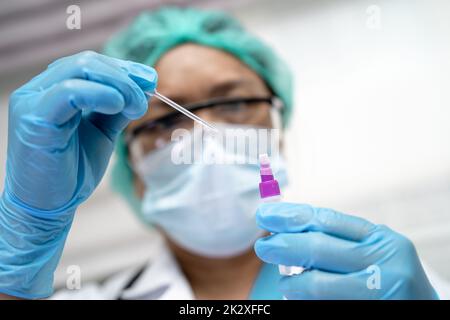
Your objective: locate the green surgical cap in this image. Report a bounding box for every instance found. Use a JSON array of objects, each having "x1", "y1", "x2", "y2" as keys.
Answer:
[{"x1": 102, "y1": 6, "x2": 294, "y2": 217}]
